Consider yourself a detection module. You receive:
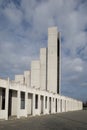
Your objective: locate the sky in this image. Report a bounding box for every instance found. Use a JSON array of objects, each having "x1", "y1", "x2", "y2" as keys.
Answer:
[{"x1": 0, "y1": 0, "x2": 87, "y2": 102}]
